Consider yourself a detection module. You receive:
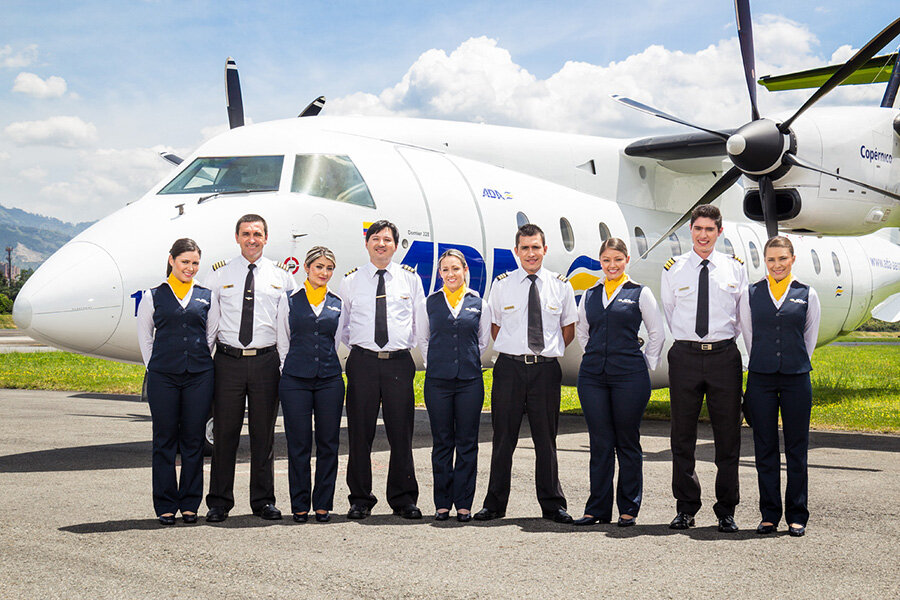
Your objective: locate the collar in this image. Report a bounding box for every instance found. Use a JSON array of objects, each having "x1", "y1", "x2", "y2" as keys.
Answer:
[
  {"x1": 364, "y1": 261, "x2": 396, "y2": 278},
  {"x1": 516, "y1": 266, "x2": 546, "y2": 283},
  {"x1": 443, "y1": 284, "x2": 466, "y2": 308},
  {"x1": 604, "y1": 273, "x2": 629, "y2": 299},
  {"x1": 237, "y1": 254, "x2": 264, "y2": 270},
  {"x1": 767, "y1": 273, "x2": 793, "y2": 301},
  {"x1": 688, "y1": 249, "x2": 720, "y2": 269},
  {"x1": 166, "y1": 273, "x2": 194, "y2": 300},
  {"x1": 304, "y1": 279, "x2": 328, "y2": 305}
]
